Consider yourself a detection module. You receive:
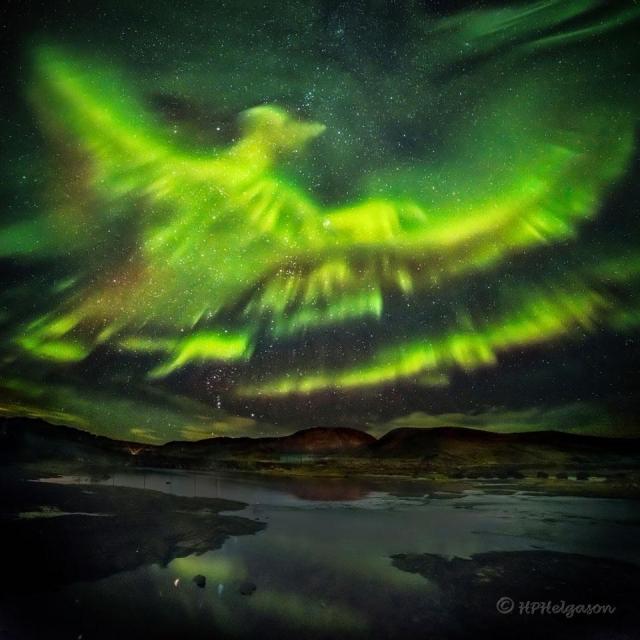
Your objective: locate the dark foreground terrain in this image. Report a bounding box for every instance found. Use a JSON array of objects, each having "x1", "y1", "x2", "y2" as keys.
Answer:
[
  {"x1": 2, "y1": 461, "x2": 639, "y2": 640},
  {"x1": 392, "y1": 550, "x2": 640, "y2": 639},
  {"x1": 0, "y1": 465, "x2": 264, "y2": 597},
  {"x1": 1, "y1": 437, "x2": 640, "y2": 639},
  {"x1": 2, "y1": 417, "x2": 639, "y2": 497},
  {"x1": 0, "y1": 462, "x2": 268, "y2": 639}
]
